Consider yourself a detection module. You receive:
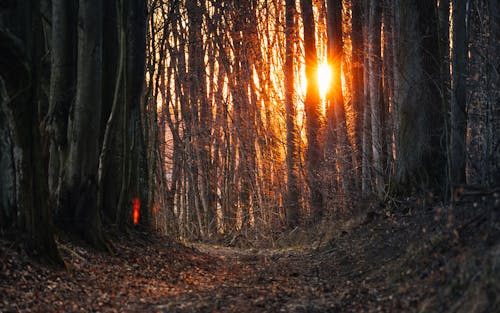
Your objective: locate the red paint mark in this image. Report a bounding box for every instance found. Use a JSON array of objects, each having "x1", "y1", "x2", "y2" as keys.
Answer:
[
  {"x1": 152, "y1": 204, "x2": 158, "y2": 214},
  {"x1": 132, "y1": 198, "x2": 140, "y2": 225}
]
